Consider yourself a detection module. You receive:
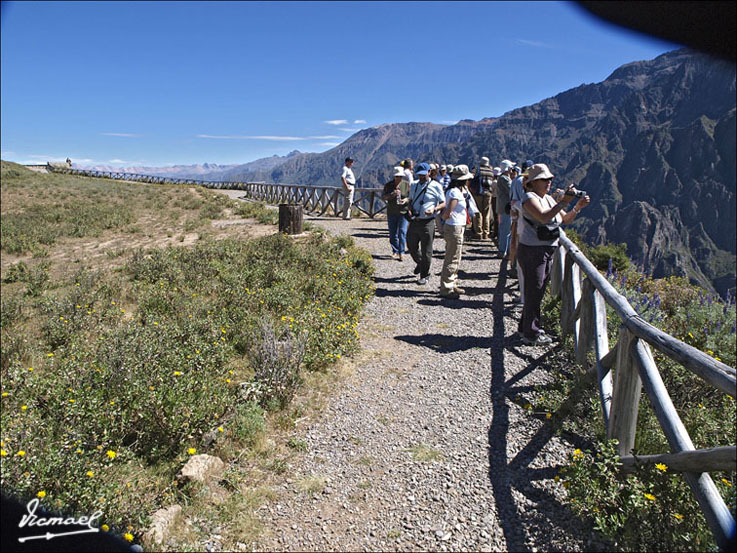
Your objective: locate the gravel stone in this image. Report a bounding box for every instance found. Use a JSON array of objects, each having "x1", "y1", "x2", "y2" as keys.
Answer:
[{"x1": 211, "y1": 209, "x2": 591, "y2": 551}]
